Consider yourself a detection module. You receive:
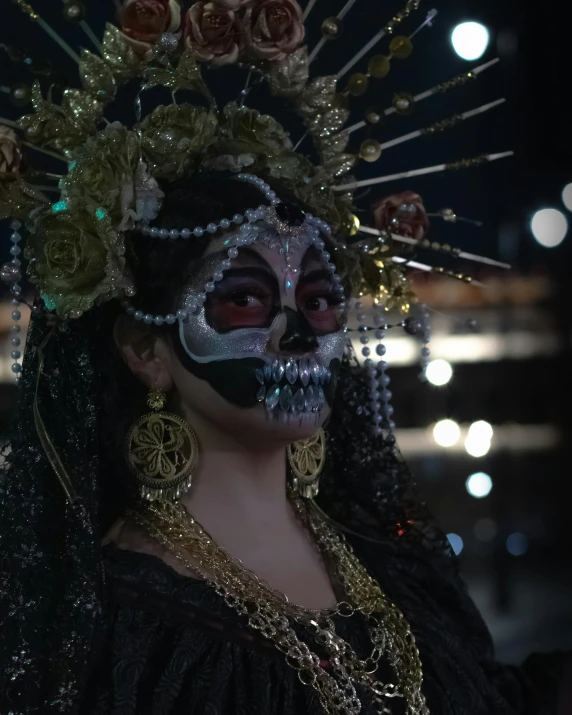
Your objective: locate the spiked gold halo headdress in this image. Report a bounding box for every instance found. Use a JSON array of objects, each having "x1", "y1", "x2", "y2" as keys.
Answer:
[{"x1": 1, "y1": 0, "x2": 512, "y2": 412}]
